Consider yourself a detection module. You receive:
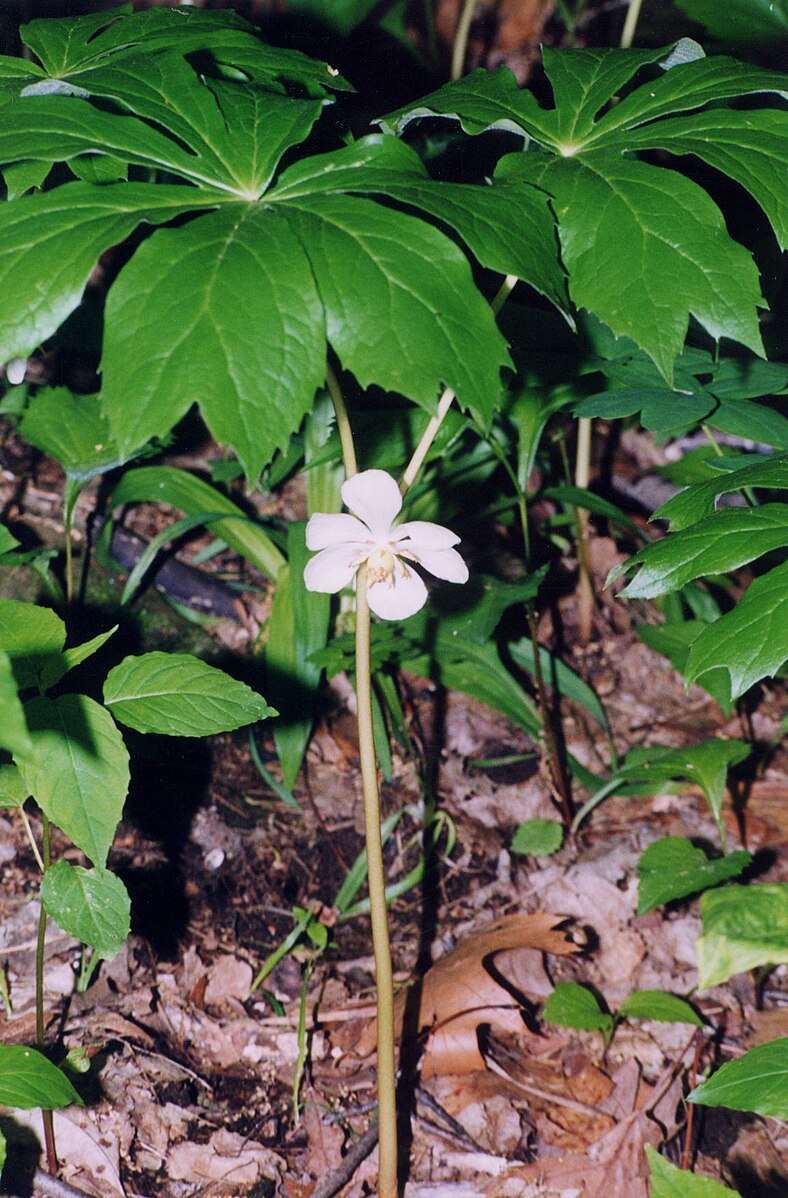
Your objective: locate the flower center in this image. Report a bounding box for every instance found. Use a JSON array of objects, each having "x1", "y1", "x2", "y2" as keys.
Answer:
[{"x1": 366, "y1": 546, "x2": 397, "y2": 586}]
